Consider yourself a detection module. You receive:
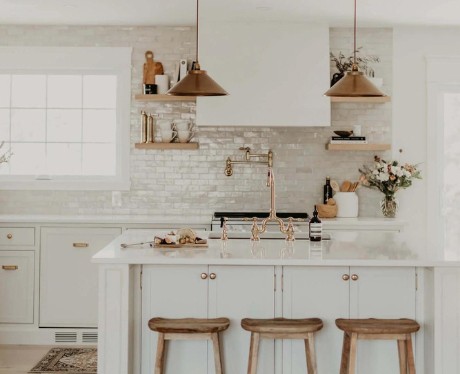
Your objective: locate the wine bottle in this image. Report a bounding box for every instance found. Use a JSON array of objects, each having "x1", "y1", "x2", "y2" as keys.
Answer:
[
  {"x1": 323, "y1": 176, "x2": 333, "y2": 203},
  {"x1": 309, "y1": 205, "x2": 322, "y2": 242}
]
